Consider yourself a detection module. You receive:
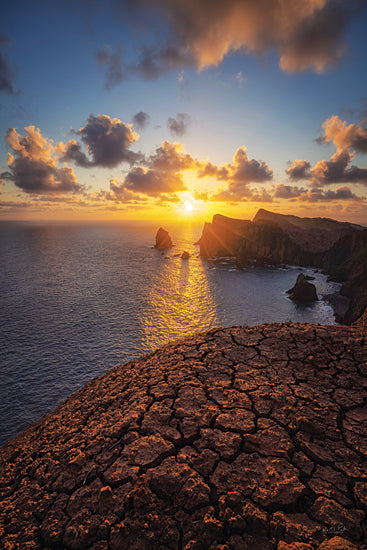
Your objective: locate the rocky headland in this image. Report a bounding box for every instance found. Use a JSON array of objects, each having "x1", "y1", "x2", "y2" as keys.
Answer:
[
  {"x1": 197, "y1": 210, "x2": 367, "y2": 325},
  {"x1": 1, "y1": 323, "x2": 366, "y2": 549}
]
